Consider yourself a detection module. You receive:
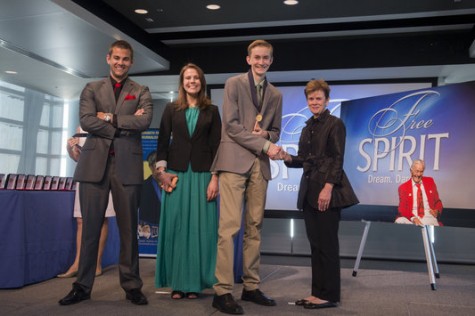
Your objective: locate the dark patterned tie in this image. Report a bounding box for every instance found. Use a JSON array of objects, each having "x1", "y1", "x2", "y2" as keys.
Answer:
[
  {"x1": 114, "y1": 82, "x2": 122, "y2": 101},
  {"x1": 256, "y1": 84, "x2": 263, "y2": 111},
  {"x1": 416, "y1": 182, "x2": 424, "y2": 217}
]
